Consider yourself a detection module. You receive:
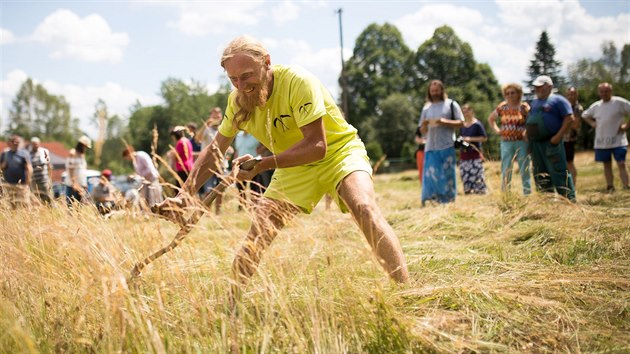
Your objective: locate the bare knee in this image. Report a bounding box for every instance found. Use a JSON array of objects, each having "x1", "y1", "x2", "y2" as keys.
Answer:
[{"x1": 350, "y1": 199, "x2": 379, "y2": 223}]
